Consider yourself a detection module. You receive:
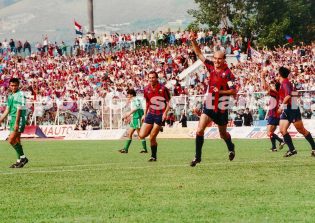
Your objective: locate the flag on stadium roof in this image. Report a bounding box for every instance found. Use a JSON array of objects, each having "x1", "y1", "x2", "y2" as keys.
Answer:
[
  {"x1": 74, "y1": 20, "x2": 83, "y2": 35},
  {"x1": 285, "y1": 35, "x2": 293, "y2": 43}
]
